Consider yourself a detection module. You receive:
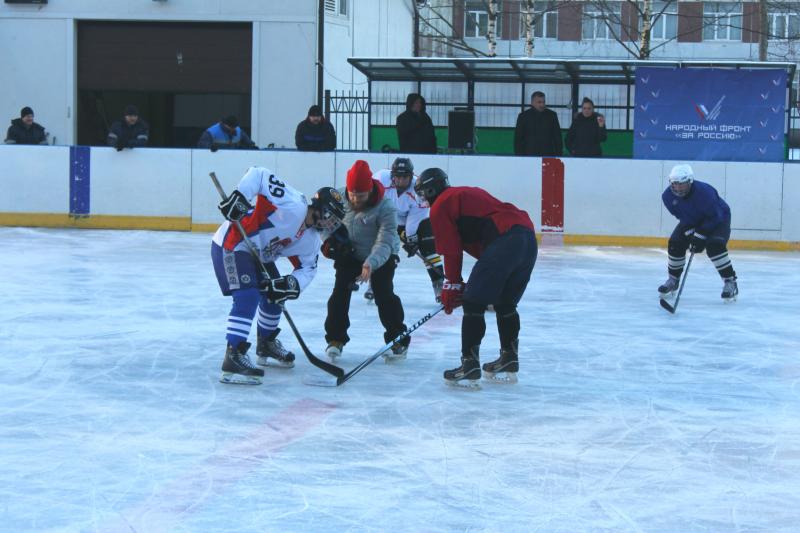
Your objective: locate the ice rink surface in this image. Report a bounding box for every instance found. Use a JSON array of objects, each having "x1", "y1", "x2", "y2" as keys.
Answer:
[{"x1": 1, "y1": 227, "x2": 799, "y2": 532}]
